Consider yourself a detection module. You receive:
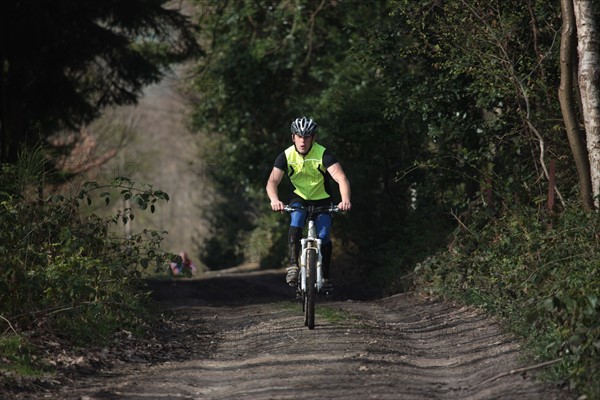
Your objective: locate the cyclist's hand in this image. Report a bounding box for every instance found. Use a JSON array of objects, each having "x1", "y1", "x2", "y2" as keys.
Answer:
[
  {"x1": 271, "y1": 200, "x2": 285, "y2": 212},
  {"x1": 338, "y1": 201, "x2": 351, "y2": 211}
]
